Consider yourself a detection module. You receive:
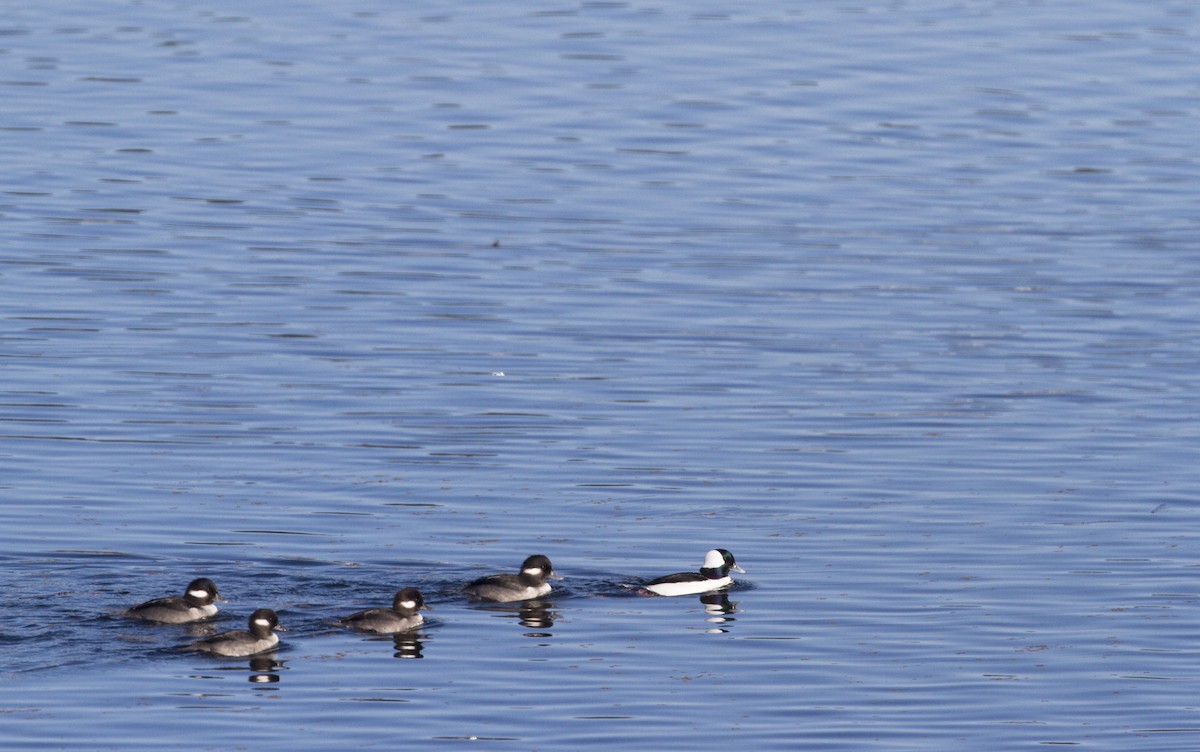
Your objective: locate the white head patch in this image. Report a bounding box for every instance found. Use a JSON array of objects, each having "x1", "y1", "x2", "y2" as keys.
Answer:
[
  {"x1": 400, "y1": 600, "x2": 417, "y2": 610},
  {"x1": 188, "y1": 589, "x2": 210, "y2": 599},
  {"x1": 524, "y1": 566, "x2": 542, "y2": 576},
  {"x1": 702, "y1": 550, "x2": 724, "y2": 568},
  {"x1": 253, "y1": 617, "x2": 272, "y2": 628}
]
